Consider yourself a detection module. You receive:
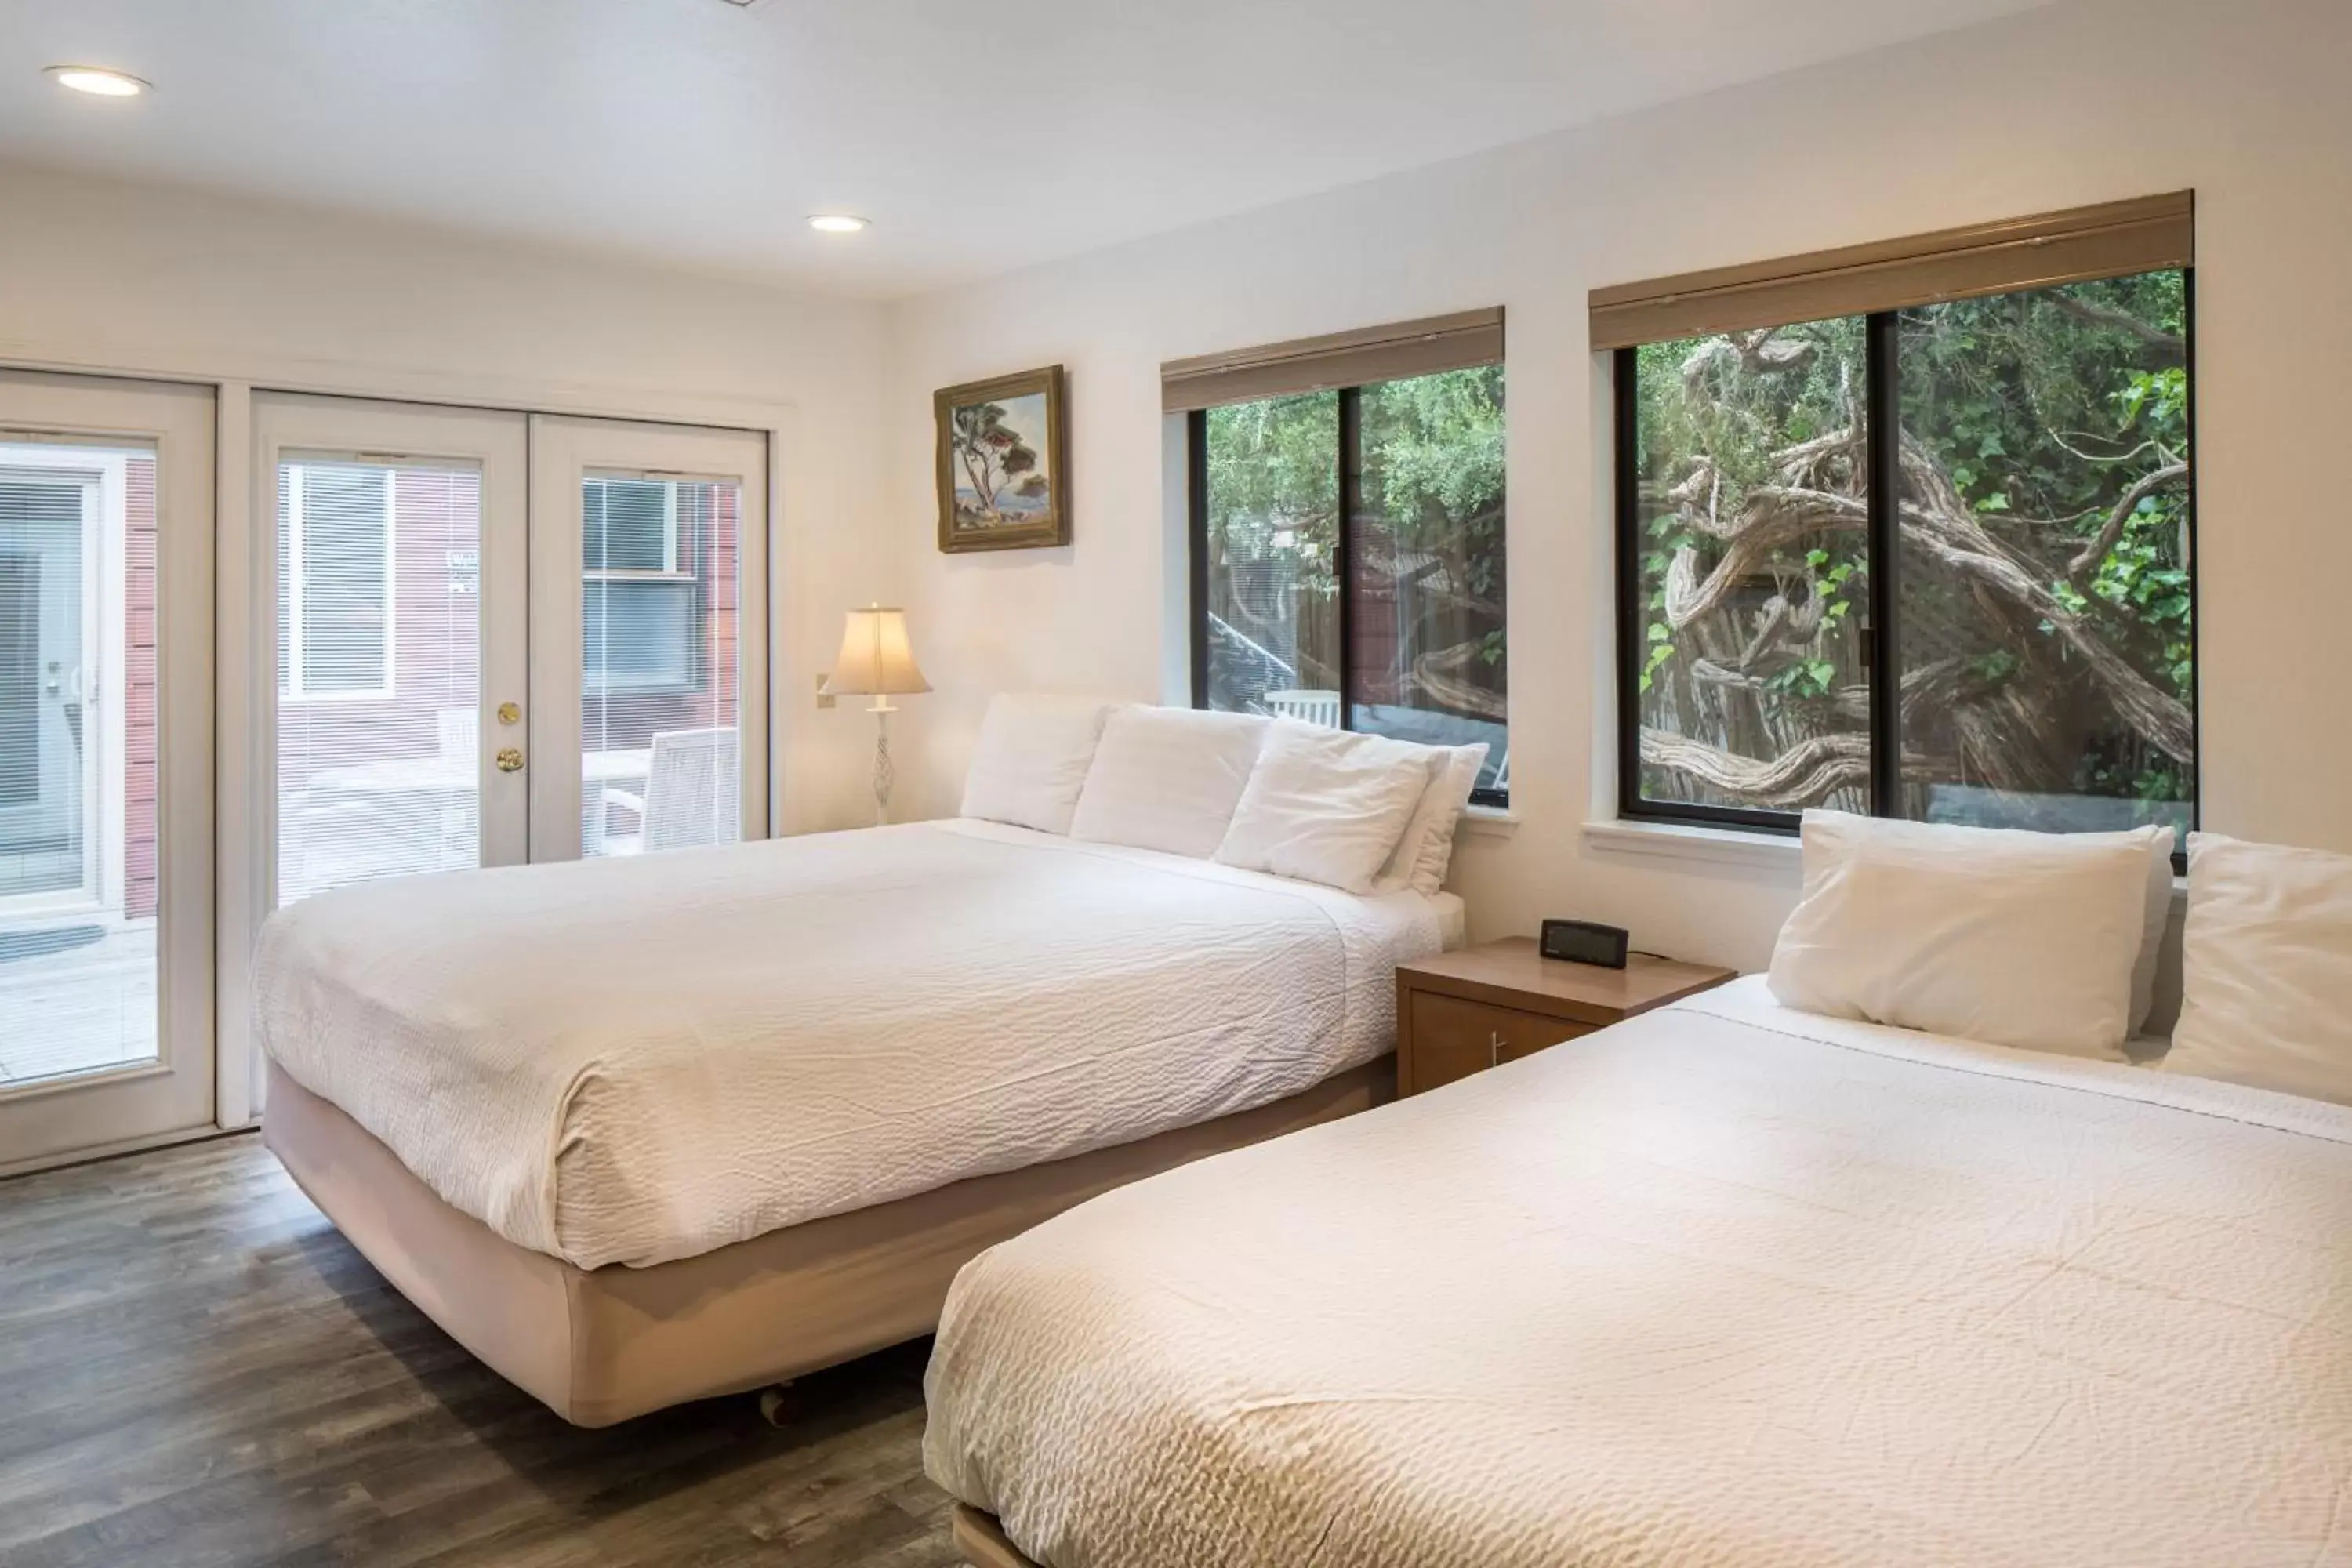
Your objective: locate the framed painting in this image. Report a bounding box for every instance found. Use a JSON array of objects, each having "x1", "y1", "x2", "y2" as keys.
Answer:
[{"x1": 935, "y1": 365, "x2": 1069, "y2": 553}]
